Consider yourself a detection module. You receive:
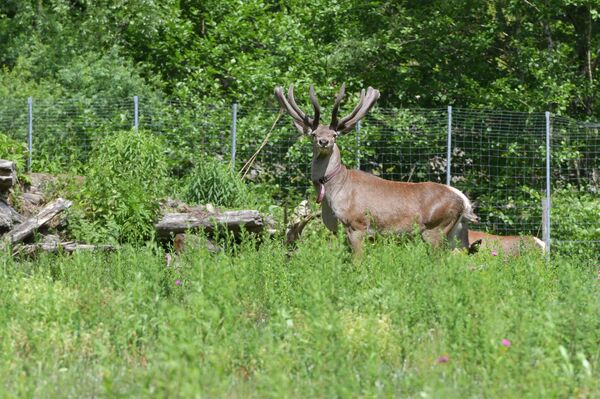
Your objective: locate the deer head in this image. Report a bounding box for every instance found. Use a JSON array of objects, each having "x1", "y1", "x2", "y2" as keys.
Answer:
[{"x1": 274, "y1": 84, "x2": 380, "y2": 155}]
